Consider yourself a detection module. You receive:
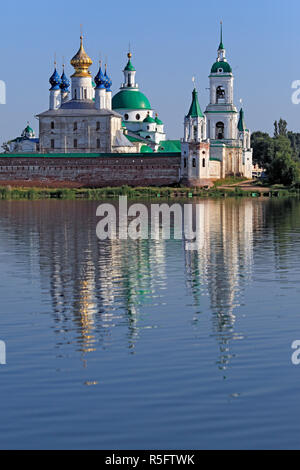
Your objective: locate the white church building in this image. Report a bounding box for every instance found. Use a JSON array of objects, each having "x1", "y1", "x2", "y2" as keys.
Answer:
[{"x1": 37, "y1": 36, "x2": 135, "y2": 154}]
